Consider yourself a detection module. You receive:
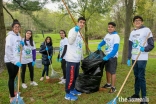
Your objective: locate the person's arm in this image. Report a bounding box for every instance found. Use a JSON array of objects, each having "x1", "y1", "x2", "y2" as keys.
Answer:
[
  {"x1": 39, "y1": 44, "x2": 47, "y2": 54},
  {"x1": 144, "y1": 37, "x2": 154, "y2": 52},
  {"x1": 98, "y1": 40, "x2": 106, "y2": 47},
  {"x1": 106, "y1": 44, "x2": 119, "y2": 59},
  {"x1": 128, "y1": 40, "x2": 133, "y2": 60},
  {"x1": 68, "y1": 26, "x2": 80, "y2": 45},
  {"x1": 32, "y1": 49, "x2": 36, "y2": 61},
  {"x1": 60, "y1": 45, "x2": 67, "y2": 58}
]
